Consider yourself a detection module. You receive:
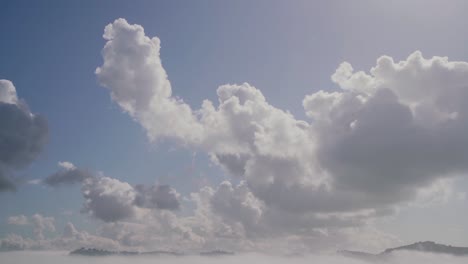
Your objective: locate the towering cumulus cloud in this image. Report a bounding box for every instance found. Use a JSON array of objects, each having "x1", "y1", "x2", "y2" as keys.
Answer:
[
  {"x1": 96, "y1": 18, "x2": 468, "y2": 251},
  {"x1": 95, "y1": 18, "x2": 202, "y2": 142},
  {"x1": 0, "y1": 80, "x2": 48, "y2": 191}
]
